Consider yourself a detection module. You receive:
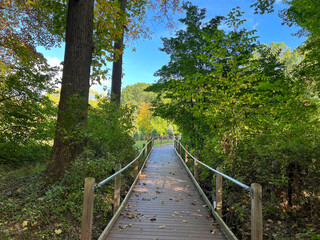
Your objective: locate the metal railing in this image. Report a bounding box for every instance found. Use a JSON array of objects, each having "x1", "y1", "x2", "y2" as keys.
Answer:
[
  {"x1": 174, "y1": 139, "x2": 262, "y2": 240},
  {"x1": 80, "y1": 138, "x2": 155, "y2": 240}
]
